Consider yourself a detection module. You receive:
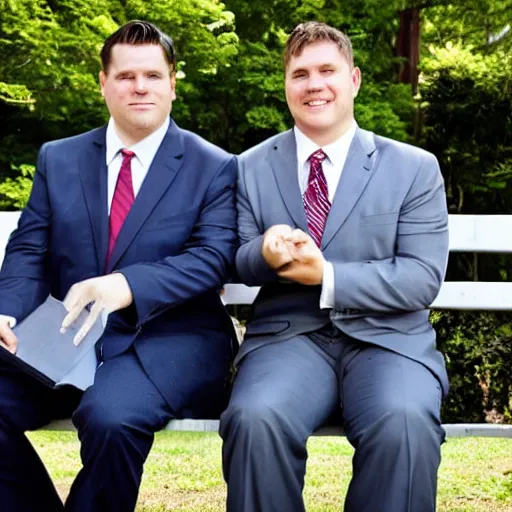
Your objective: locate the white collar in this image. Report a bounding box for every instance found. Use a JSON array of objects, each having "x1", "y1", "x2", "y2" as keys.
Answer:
[
  {"x1": 294, "y1": 121, "x2": 357, "y2": 169},
  {"x1": 105, "y1": 117, "x2": 170, "y2": 168}
]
